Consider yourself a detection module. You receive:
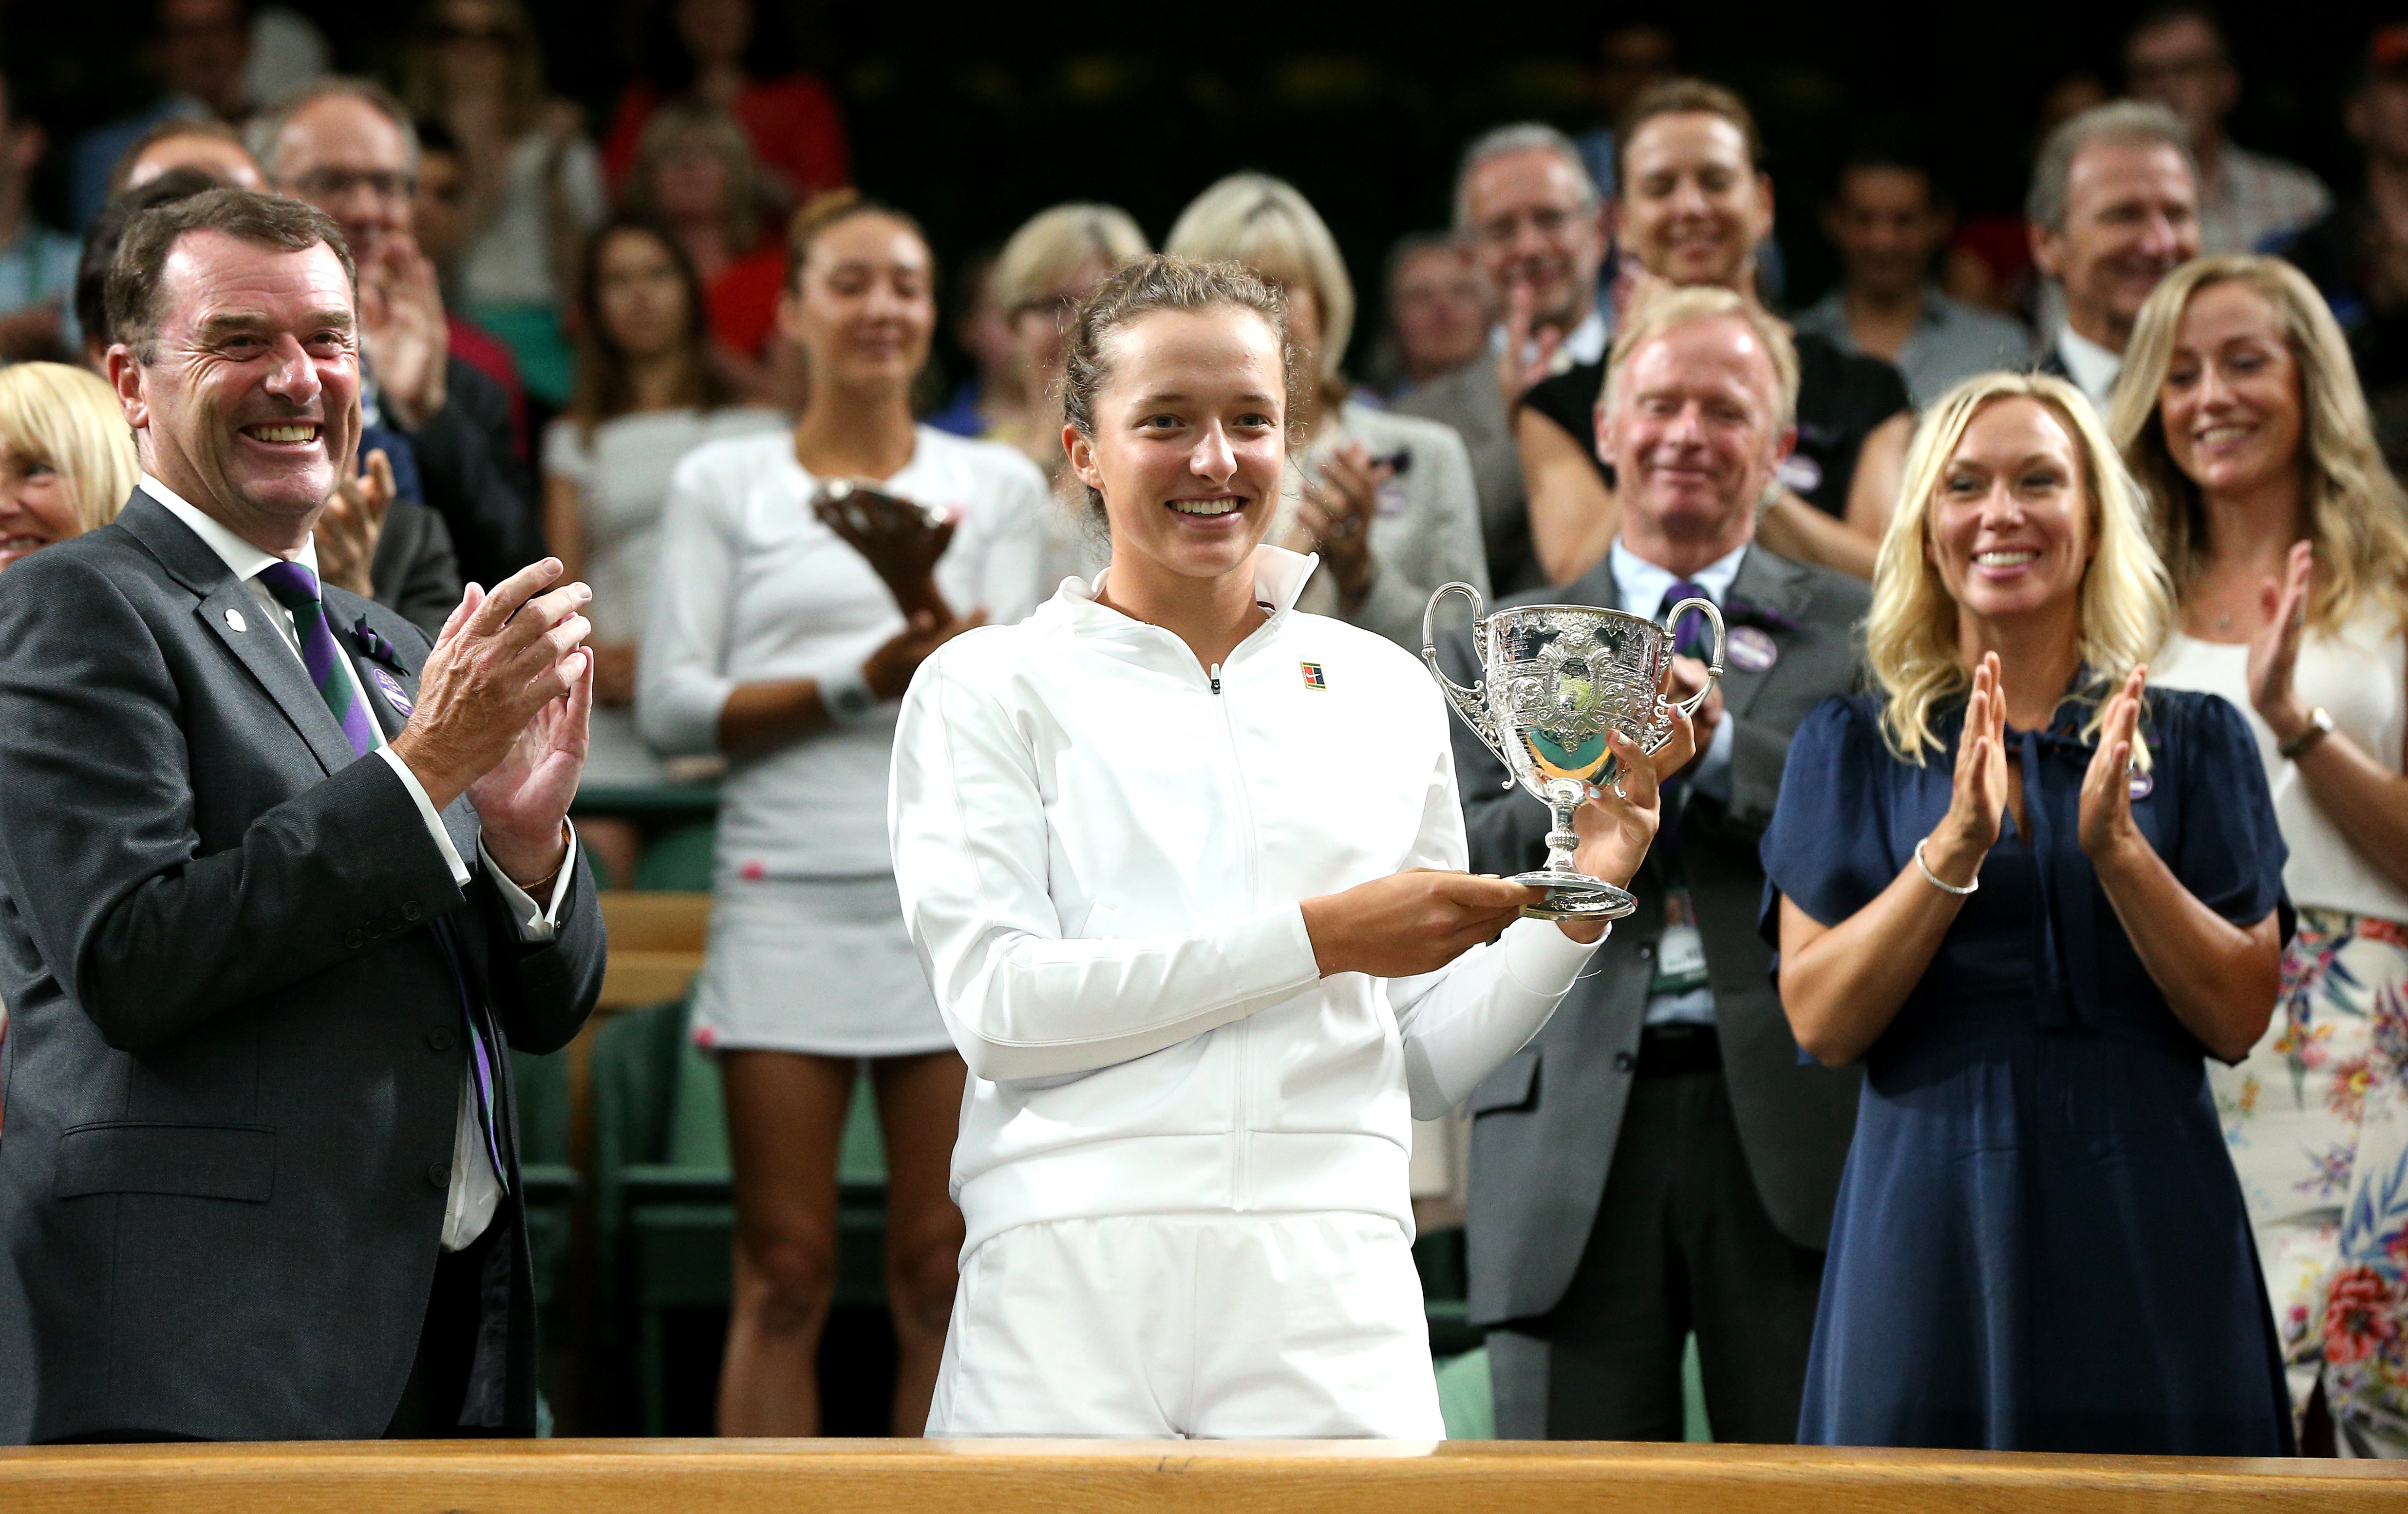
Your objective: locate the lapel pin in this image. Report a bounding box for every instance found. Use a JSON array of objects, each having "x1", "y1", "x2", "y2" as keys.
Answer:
[
  {"x1": 1726, "y1": 625, "x2": 1778, "y2": 673},
  {"x1": 224, "y1": 607, "x2": 246, "y2": 634},
  {"x1": 371, "y1": 667, "x2": 415, "y2": 717}
]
